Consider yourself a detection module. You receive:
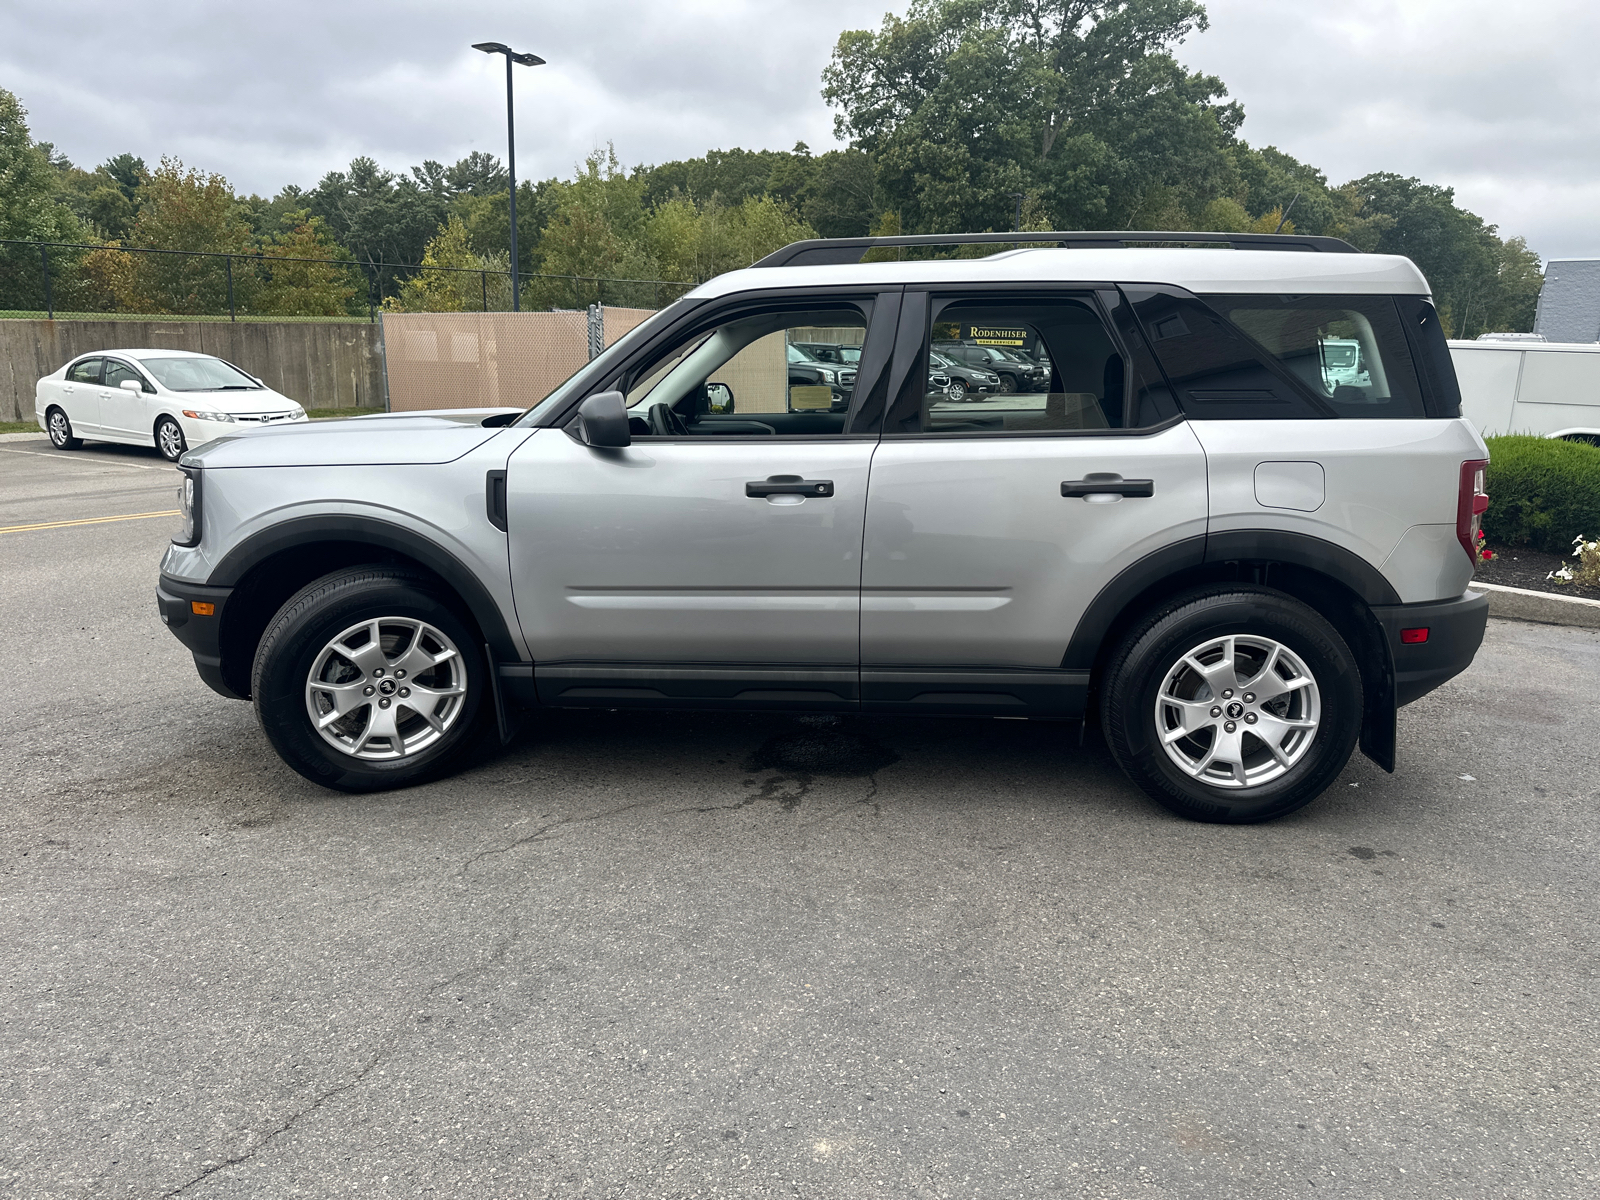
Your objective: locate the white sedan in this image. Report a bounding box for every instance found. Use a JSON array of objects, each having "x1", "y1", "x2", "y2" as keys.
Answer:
[{"x1": 35, "y1": 349, "x2": 308, "y2": 462}]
